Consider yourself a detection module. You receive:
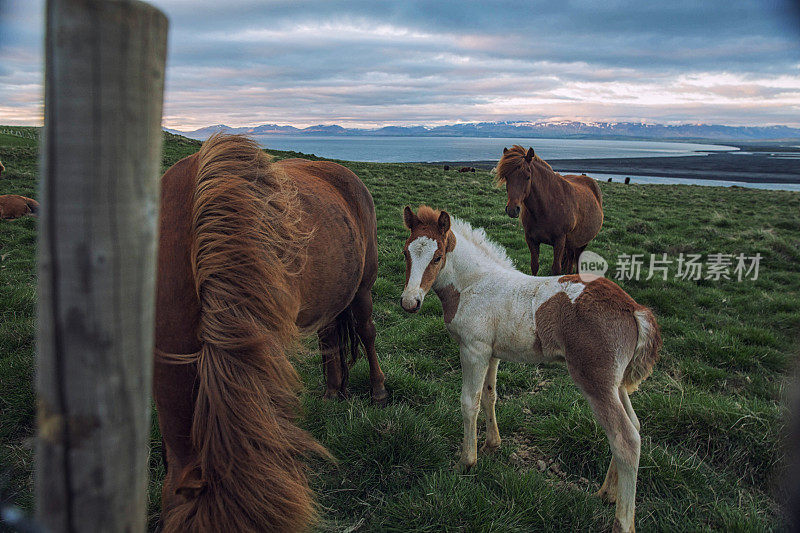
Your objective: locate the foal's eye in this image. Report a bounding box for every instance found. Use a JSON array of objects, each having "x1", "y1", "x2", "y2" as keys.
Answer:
[{"x1": 433, "y1": 256, "x2": 442, "y2": 264}]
